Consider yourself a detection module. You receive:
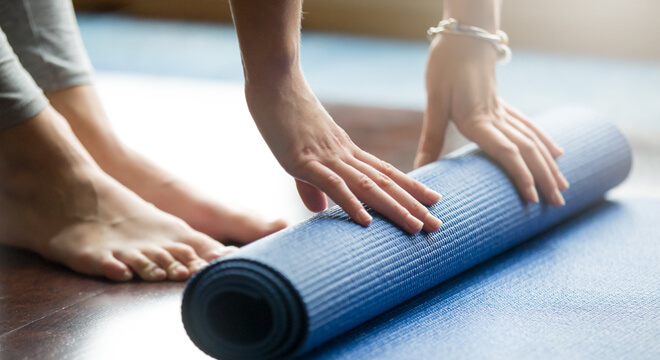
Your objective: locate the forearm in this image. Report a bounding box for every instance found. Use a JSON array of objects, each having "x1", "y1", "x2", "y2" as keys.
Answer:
[
  {"x1": 443, "y1": 0, "x2": 501, "y2": 32},
  {"x1": 228, "y1": 0, "x2": 303, "y2": 88}
]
